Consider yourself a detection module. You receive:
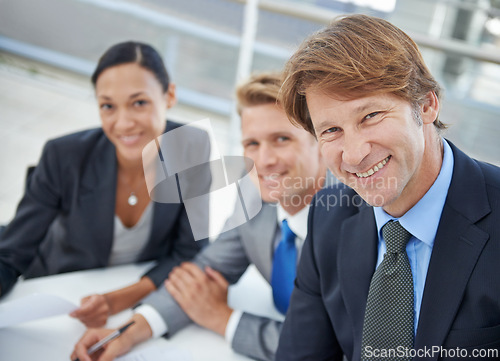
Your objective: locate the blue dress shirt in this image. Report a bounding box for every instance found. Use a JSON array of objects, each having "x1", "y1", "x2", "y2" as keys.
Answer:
[{"x1": 373, "y1": 138, "x2": 454, "y2": 335}]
